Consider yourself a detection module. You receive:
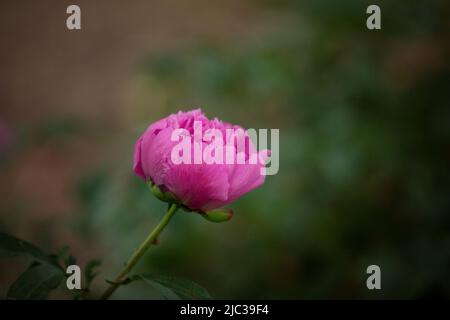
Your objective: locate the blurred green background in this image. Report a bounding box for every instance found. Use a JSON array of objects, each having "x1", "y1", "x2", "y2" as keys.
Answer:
[{"x1": 1, "y1": 0, "x2": 449, "y2": 299}]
